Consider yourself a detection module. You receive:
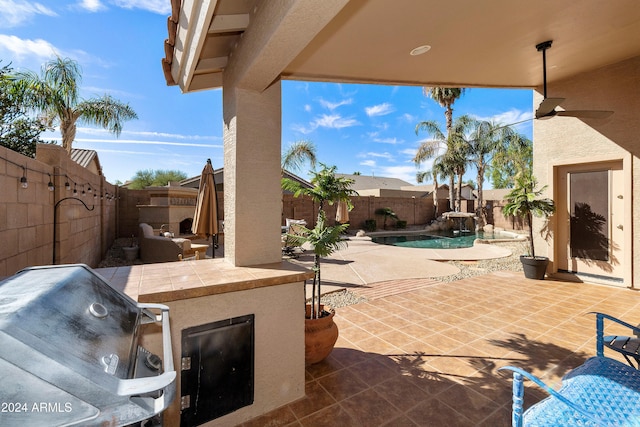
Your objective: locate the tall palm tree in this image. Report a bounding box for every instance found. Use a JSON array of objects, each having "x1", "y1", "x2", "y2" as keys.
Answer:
[
  {"x1": 415, "y1": 150, "x2": 450, "y2": 218},
  {"x1": 16, "y1": 57, "x2": 137, "y2": 153},
  {"x1": 414, "y1": 115, "x2": 472, "y2": 211},
  {"x1": 282, "y1": 139, "x2": 317, "y2": 172},
  {"x1": 420, "y1": 87, "x2": 466, "y2": 209},
  {"x1": 466, "y1": 120, "x2": 518, "y2": 225},
  {"x1": 423, "y1": 87, "x2": 466, "y2": 132},
  {"x1": 446, "y1": 115, "x2": 477, "y2": 211}
]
